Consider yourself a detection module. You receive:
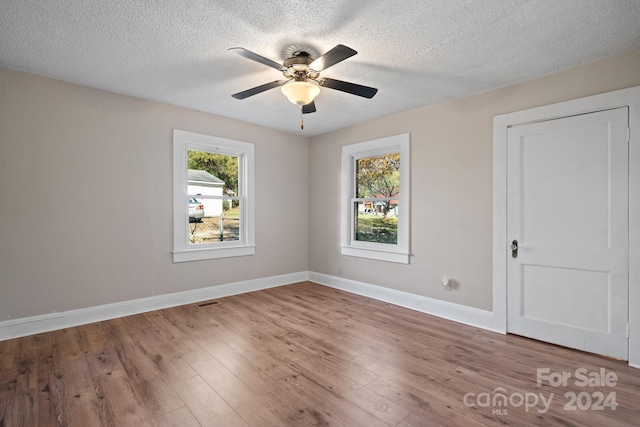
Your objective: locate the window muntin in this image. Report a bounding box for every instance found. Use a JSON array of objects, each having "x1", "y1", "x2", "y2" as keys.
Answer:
[
  {"x1": 341, "y1": 134, "x2": 410, "y2": 264},
  {"x1": 173, "y1": 130, "x2": 254, "y2": 262}
]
